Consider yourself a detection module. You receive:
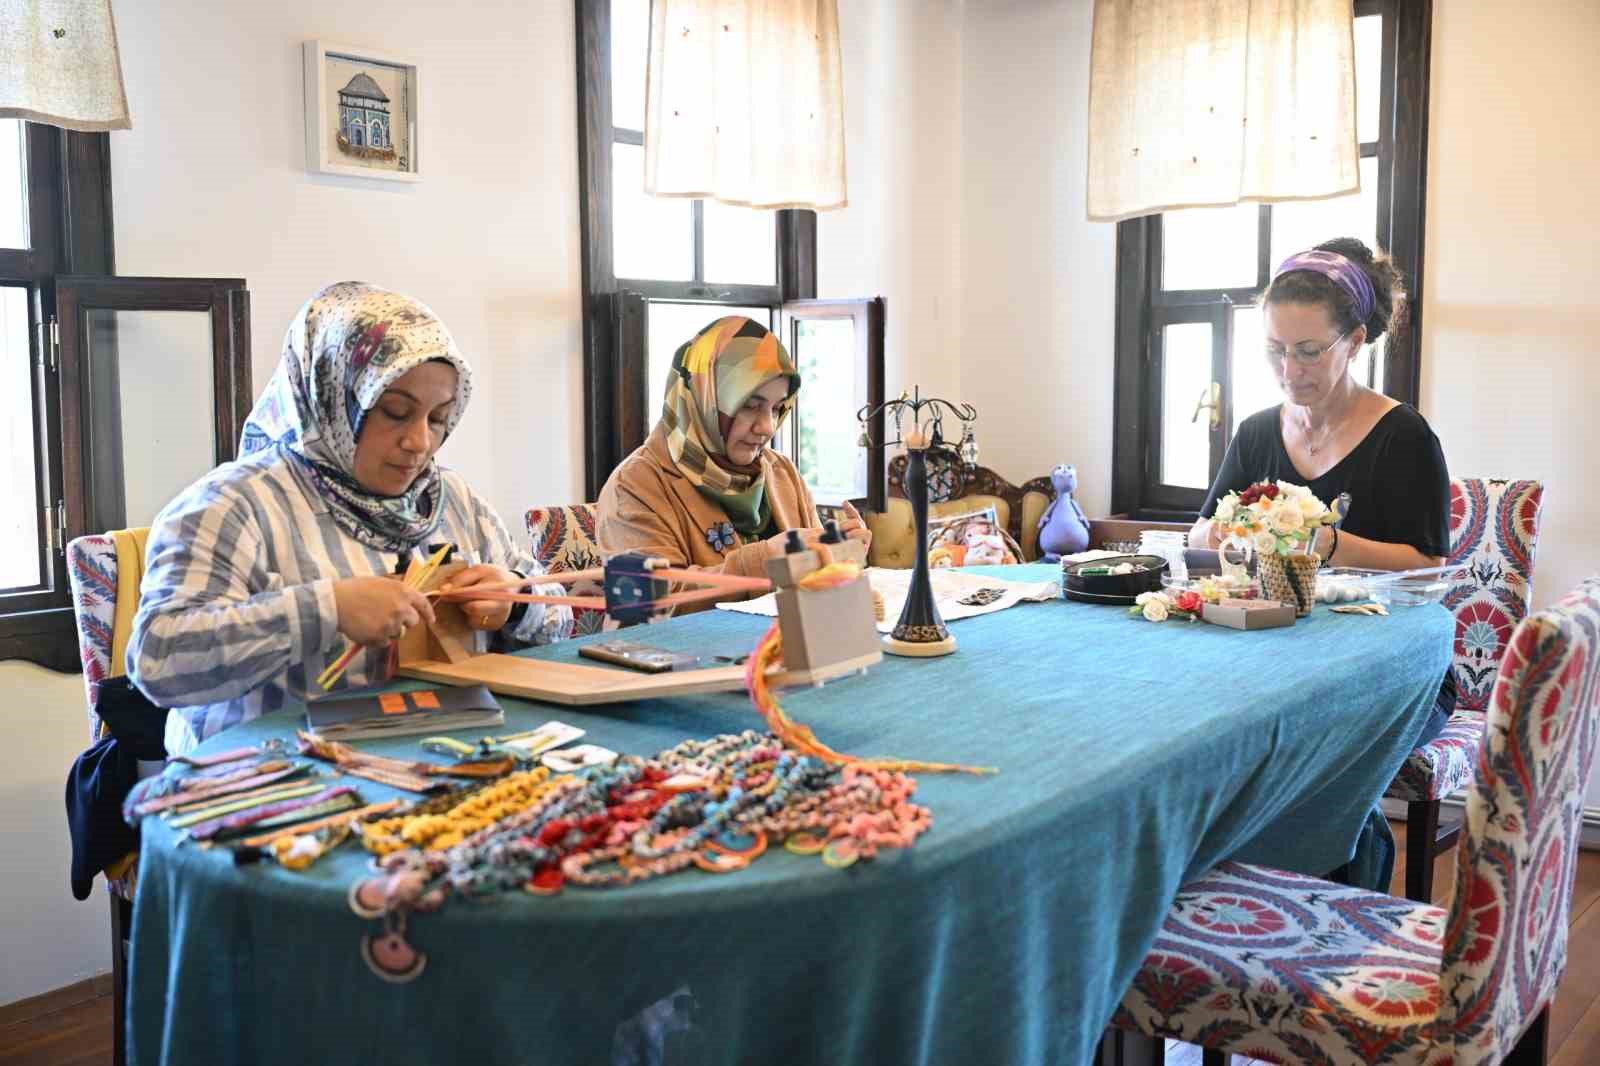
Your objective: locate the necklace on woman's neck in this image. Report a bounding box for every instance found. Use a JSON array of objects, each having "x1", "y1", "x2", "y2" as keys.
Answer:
[
  {"x1": 1295, "y1": 381, "x2": 1360, "y2": 457},
  {"x1": 1303, "y1": 417, "x2": 1337, "y2": 456}
]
